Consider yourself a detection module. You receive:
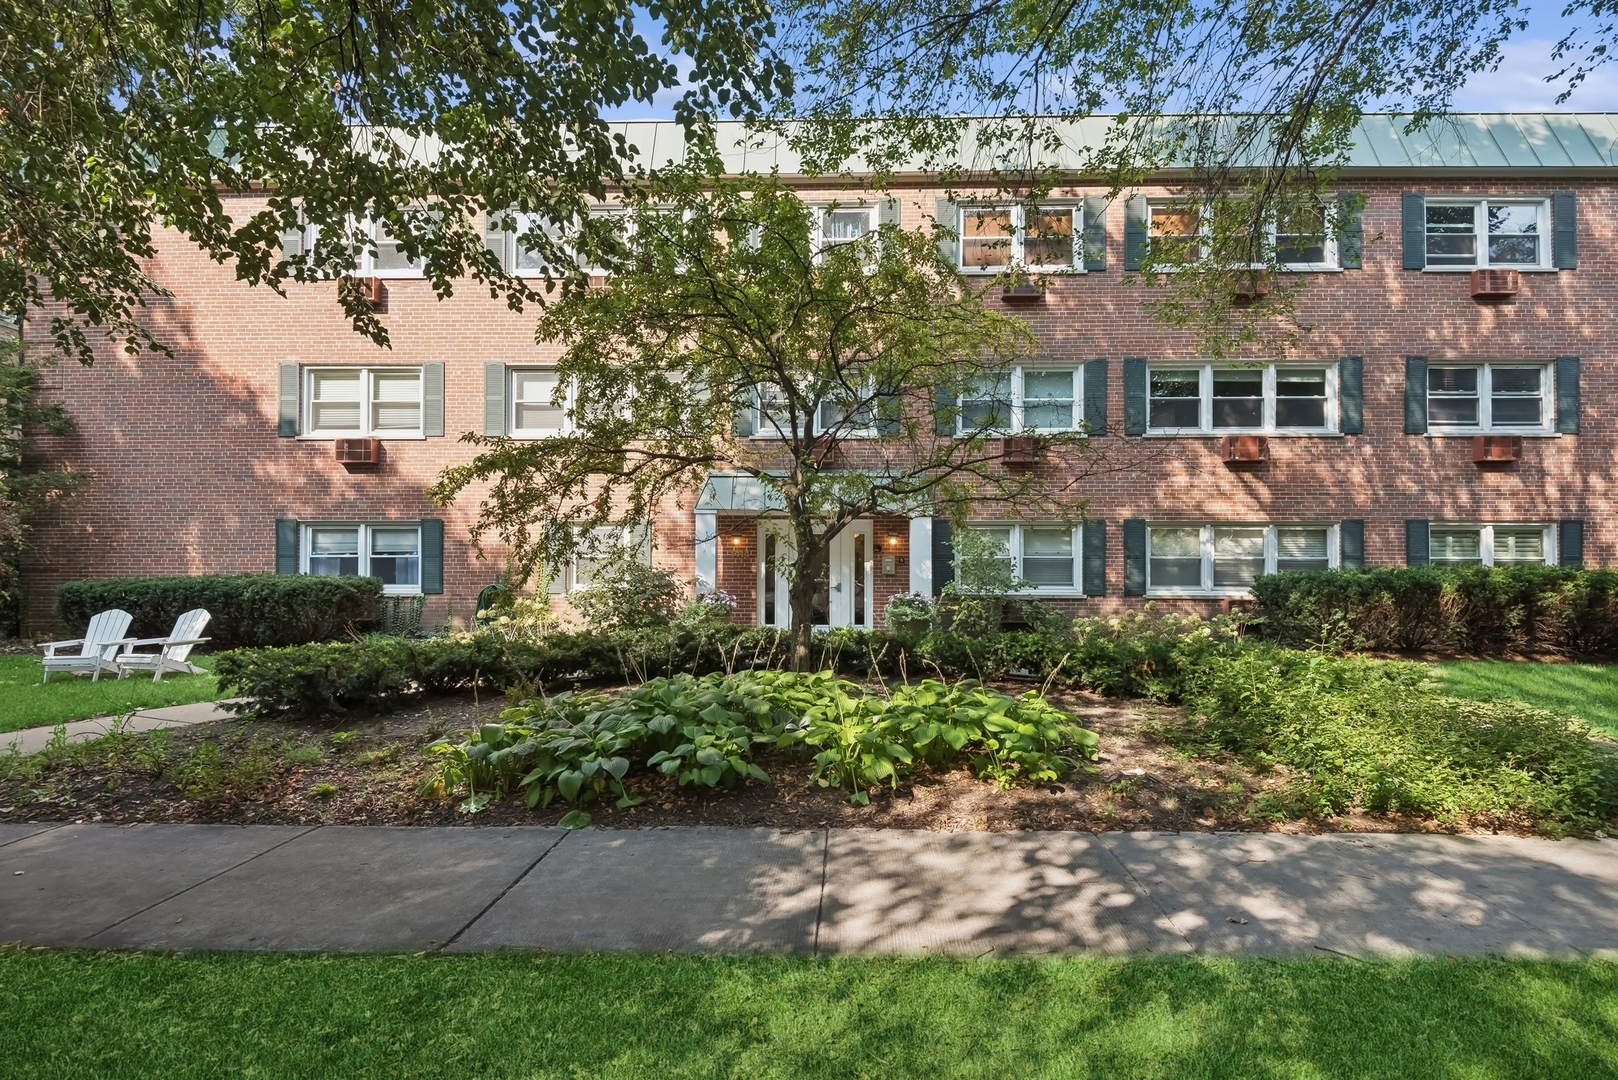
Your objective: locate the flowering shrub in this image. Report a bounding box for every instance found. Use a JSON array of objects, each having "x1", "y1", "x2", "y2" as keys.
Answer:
[
  {"x1": 883, "y1": 592, "x2": 937, "y2": 631},
  {"x1": 674, "y1": 589, "x2": 738, "y2": 627}
]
